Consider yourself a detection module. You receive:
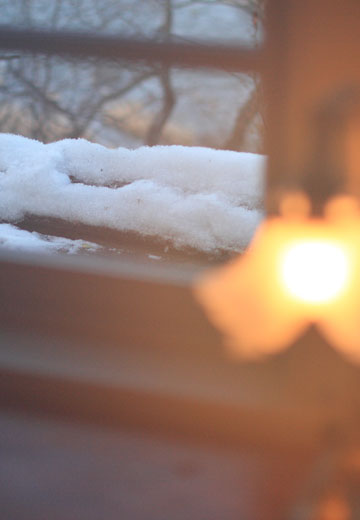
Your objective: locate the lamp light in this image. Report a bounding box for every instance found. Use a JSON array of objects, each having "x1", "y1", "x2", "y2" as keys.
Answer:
[
  {"x1": 194, "y1": 89, "x2": 360, "y2": 363},
  {"x1": 195, "y1": 193, "x2": 360, "y2": 361},
  {"x1": 281, "y1": 240, "x2": 348, "y2": 304}
]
